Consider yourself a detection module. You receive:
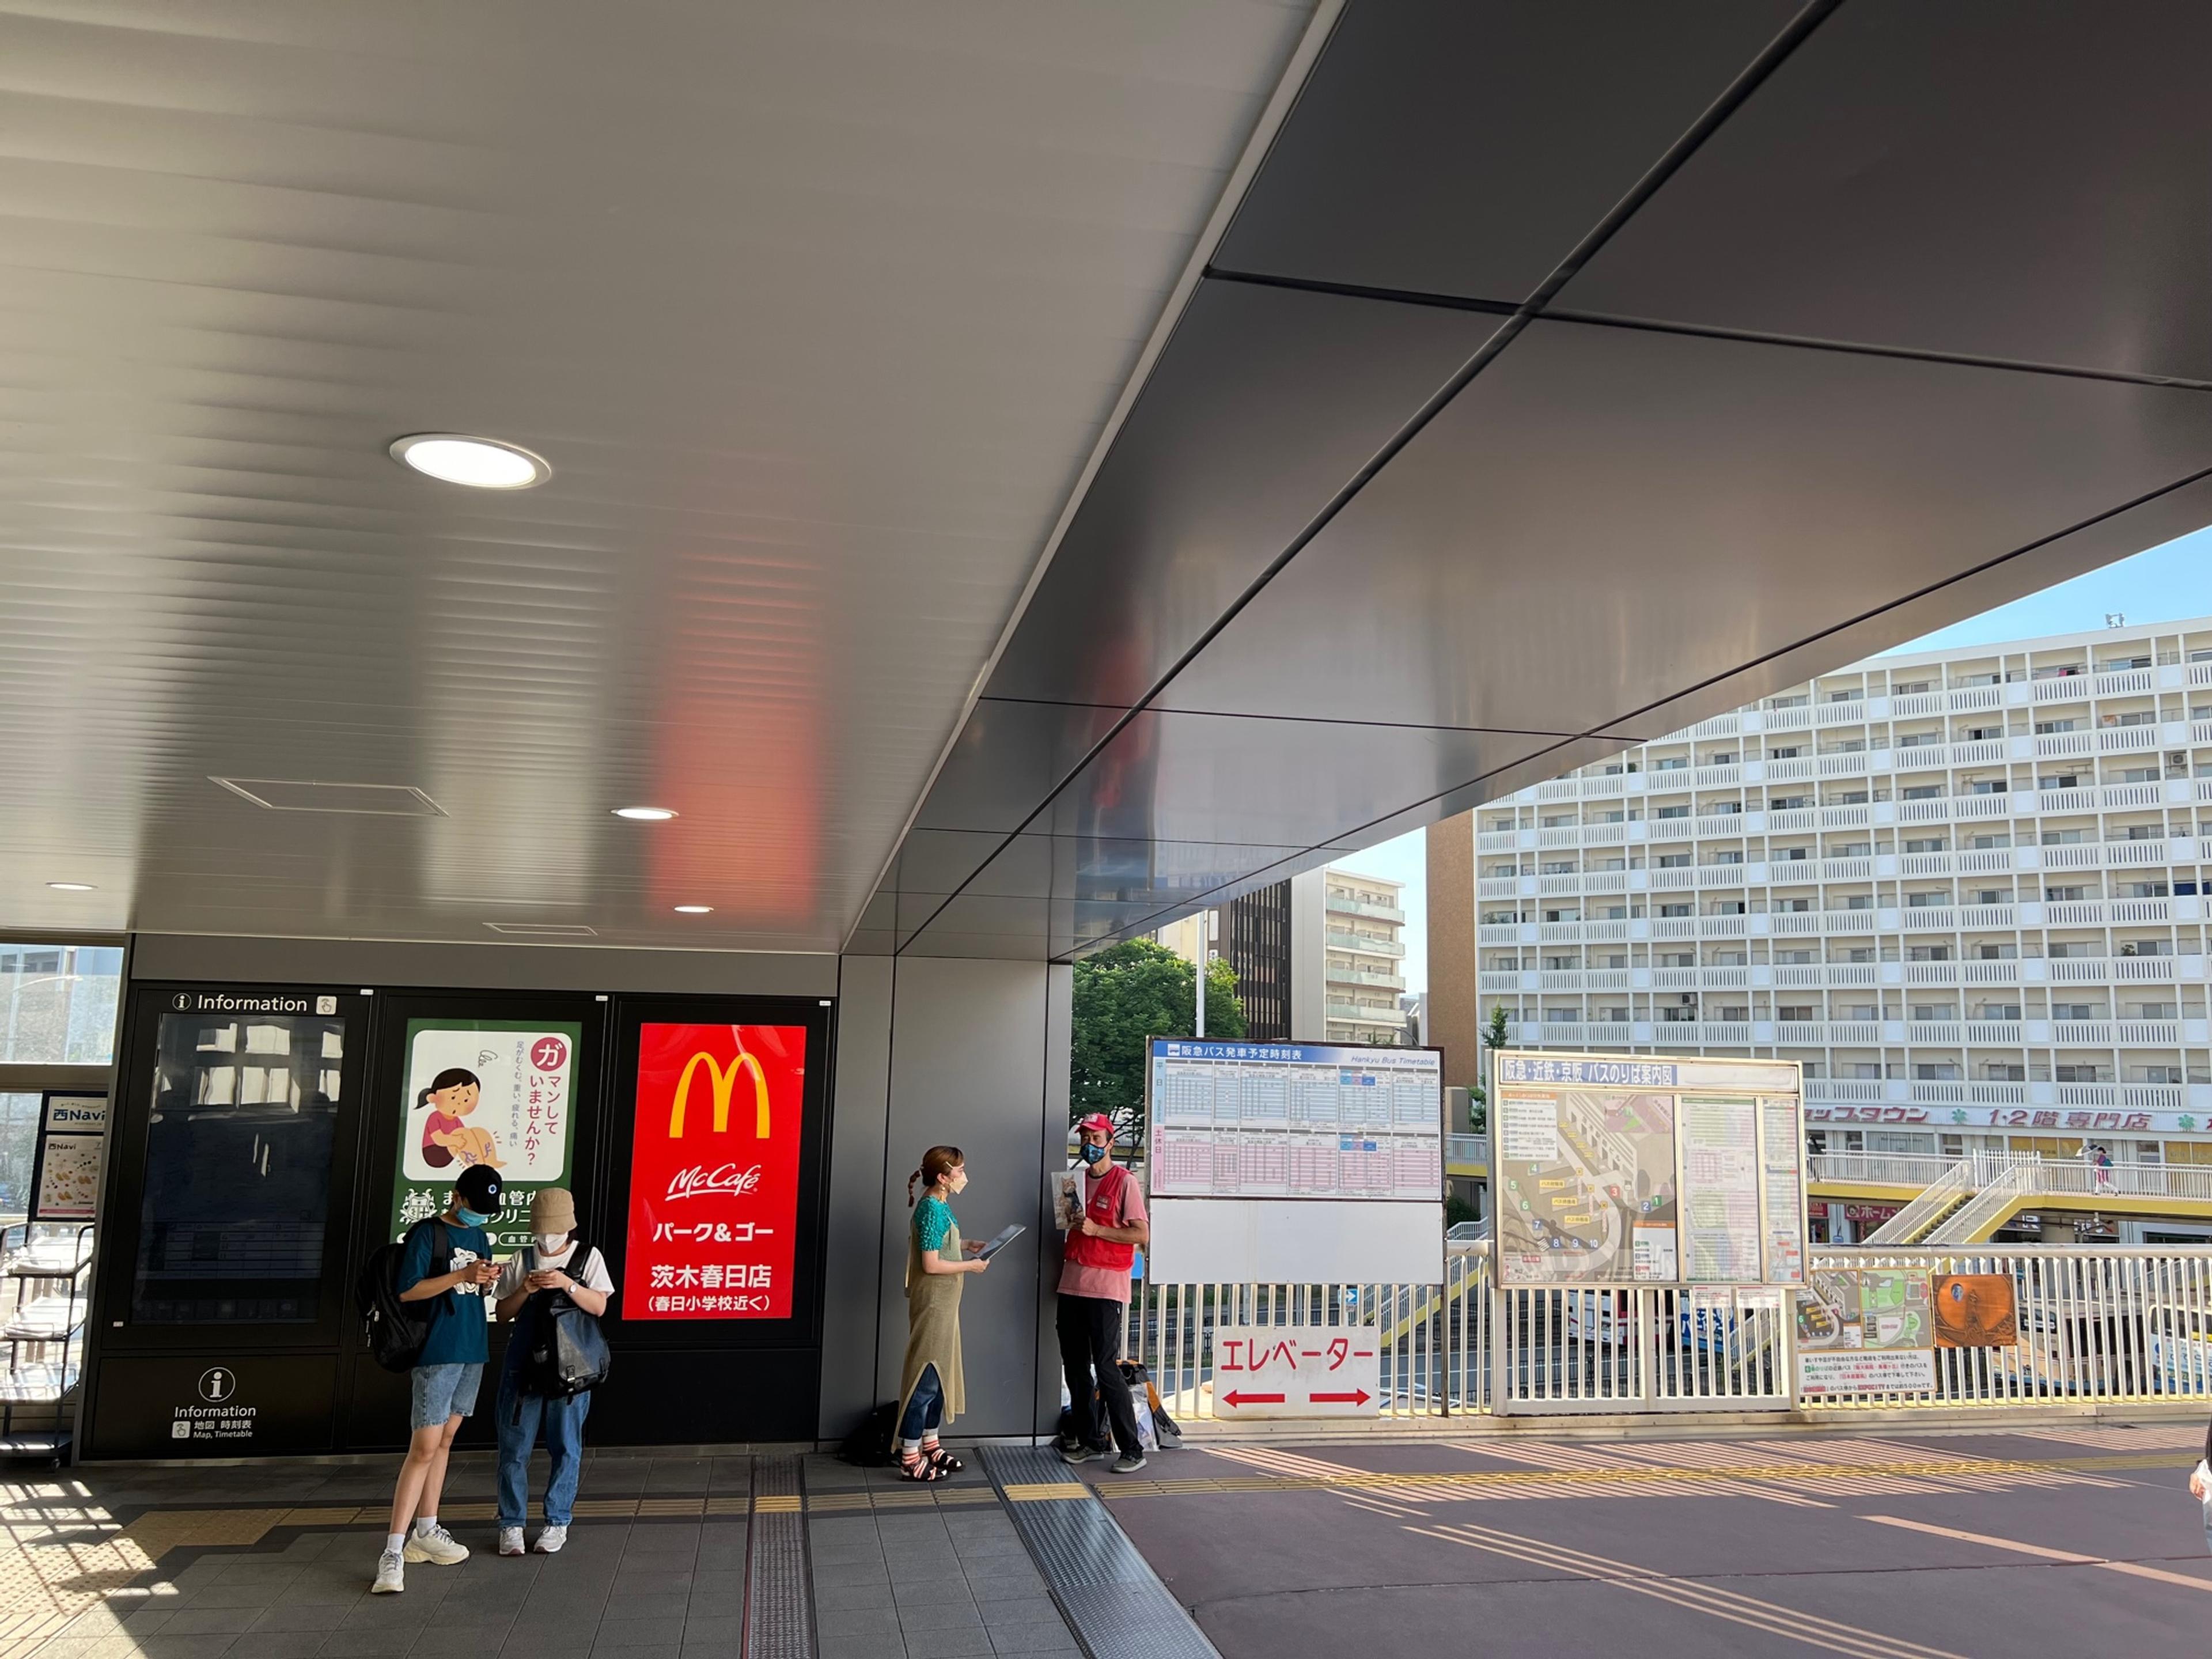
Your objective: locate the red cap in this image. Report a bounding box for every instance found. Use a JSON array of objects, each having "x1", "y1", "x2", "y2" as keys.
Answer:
[{"x1": 1074, "y1": 1113, "x2": 1115, "y2": 1136}]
